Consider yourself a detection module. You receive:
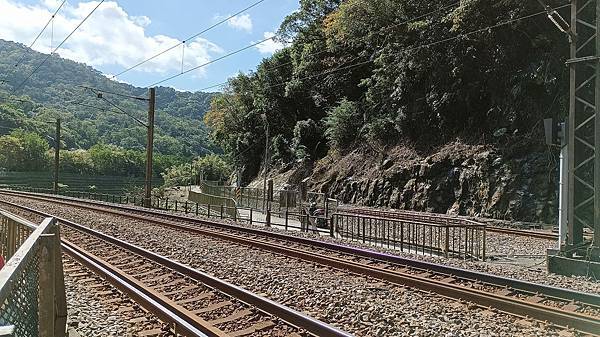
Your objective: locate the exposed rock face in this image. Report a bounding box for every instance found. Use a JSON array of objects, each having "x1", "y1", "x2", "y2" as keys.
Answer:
[{"x1": 307, "y1": 142, "x2": 557, "y2": 223}]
